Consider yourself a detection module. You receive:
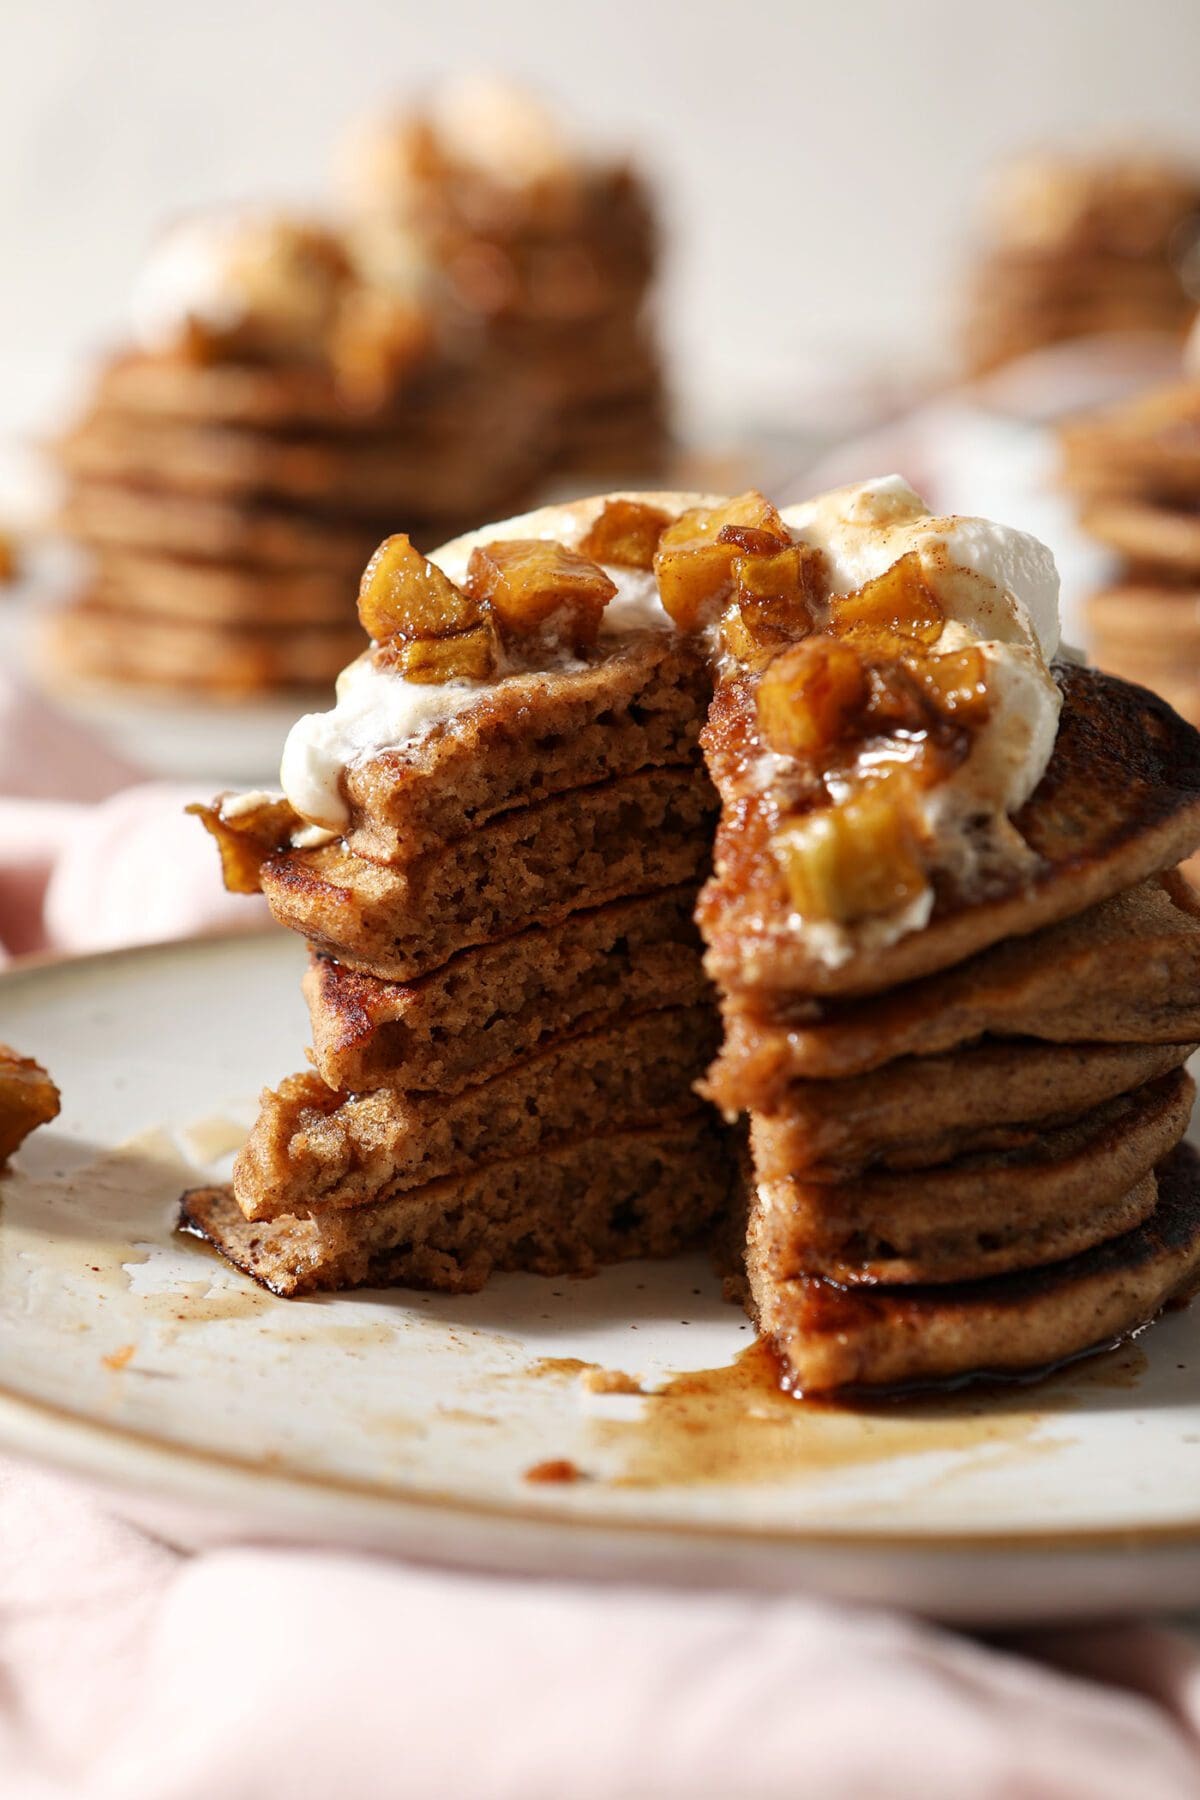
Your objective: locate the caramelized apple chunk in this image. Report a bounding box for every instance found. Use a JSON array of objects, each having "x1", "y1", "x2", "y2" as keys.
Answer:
[
  {"x1": 376, "y1": 621, "x2": 500, "y2": 683},
  {"x1": 720, "y1": 545, "x2": 823, "y2": 665},
  {"x1": 578, "y1": 499, "x2": 671, "y2": 570},
  {"x1": 653, "y1": 491, "x2": 790, "y2": 629},
  {"x1": 830, "y1": 552, "x2": 944, "y2": 647},
  {"x1": 188, "y1": 794, "x2": 303, "y2": 895},
  {"x1": 466, "y1": 538, "x2": 617, "y2": 652},
  {"x1": 755, "y1": 638, "x2": 868, "y2": 758},
  {"x1": 358, "y1": 534, "x2": 481, "y2": 643},
  {"x1": 908, "y1": 645, "x2": 990, "y2": 723},
  {"x1": 771, "y1": 791, "x2": 927, "y2": 924},
  {"x1": 654, "y1": 542, "x2": 736, "y2": 631},
  {"x1": 0, "y1": 1046, "x2": 60, "y2": 1165}
]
